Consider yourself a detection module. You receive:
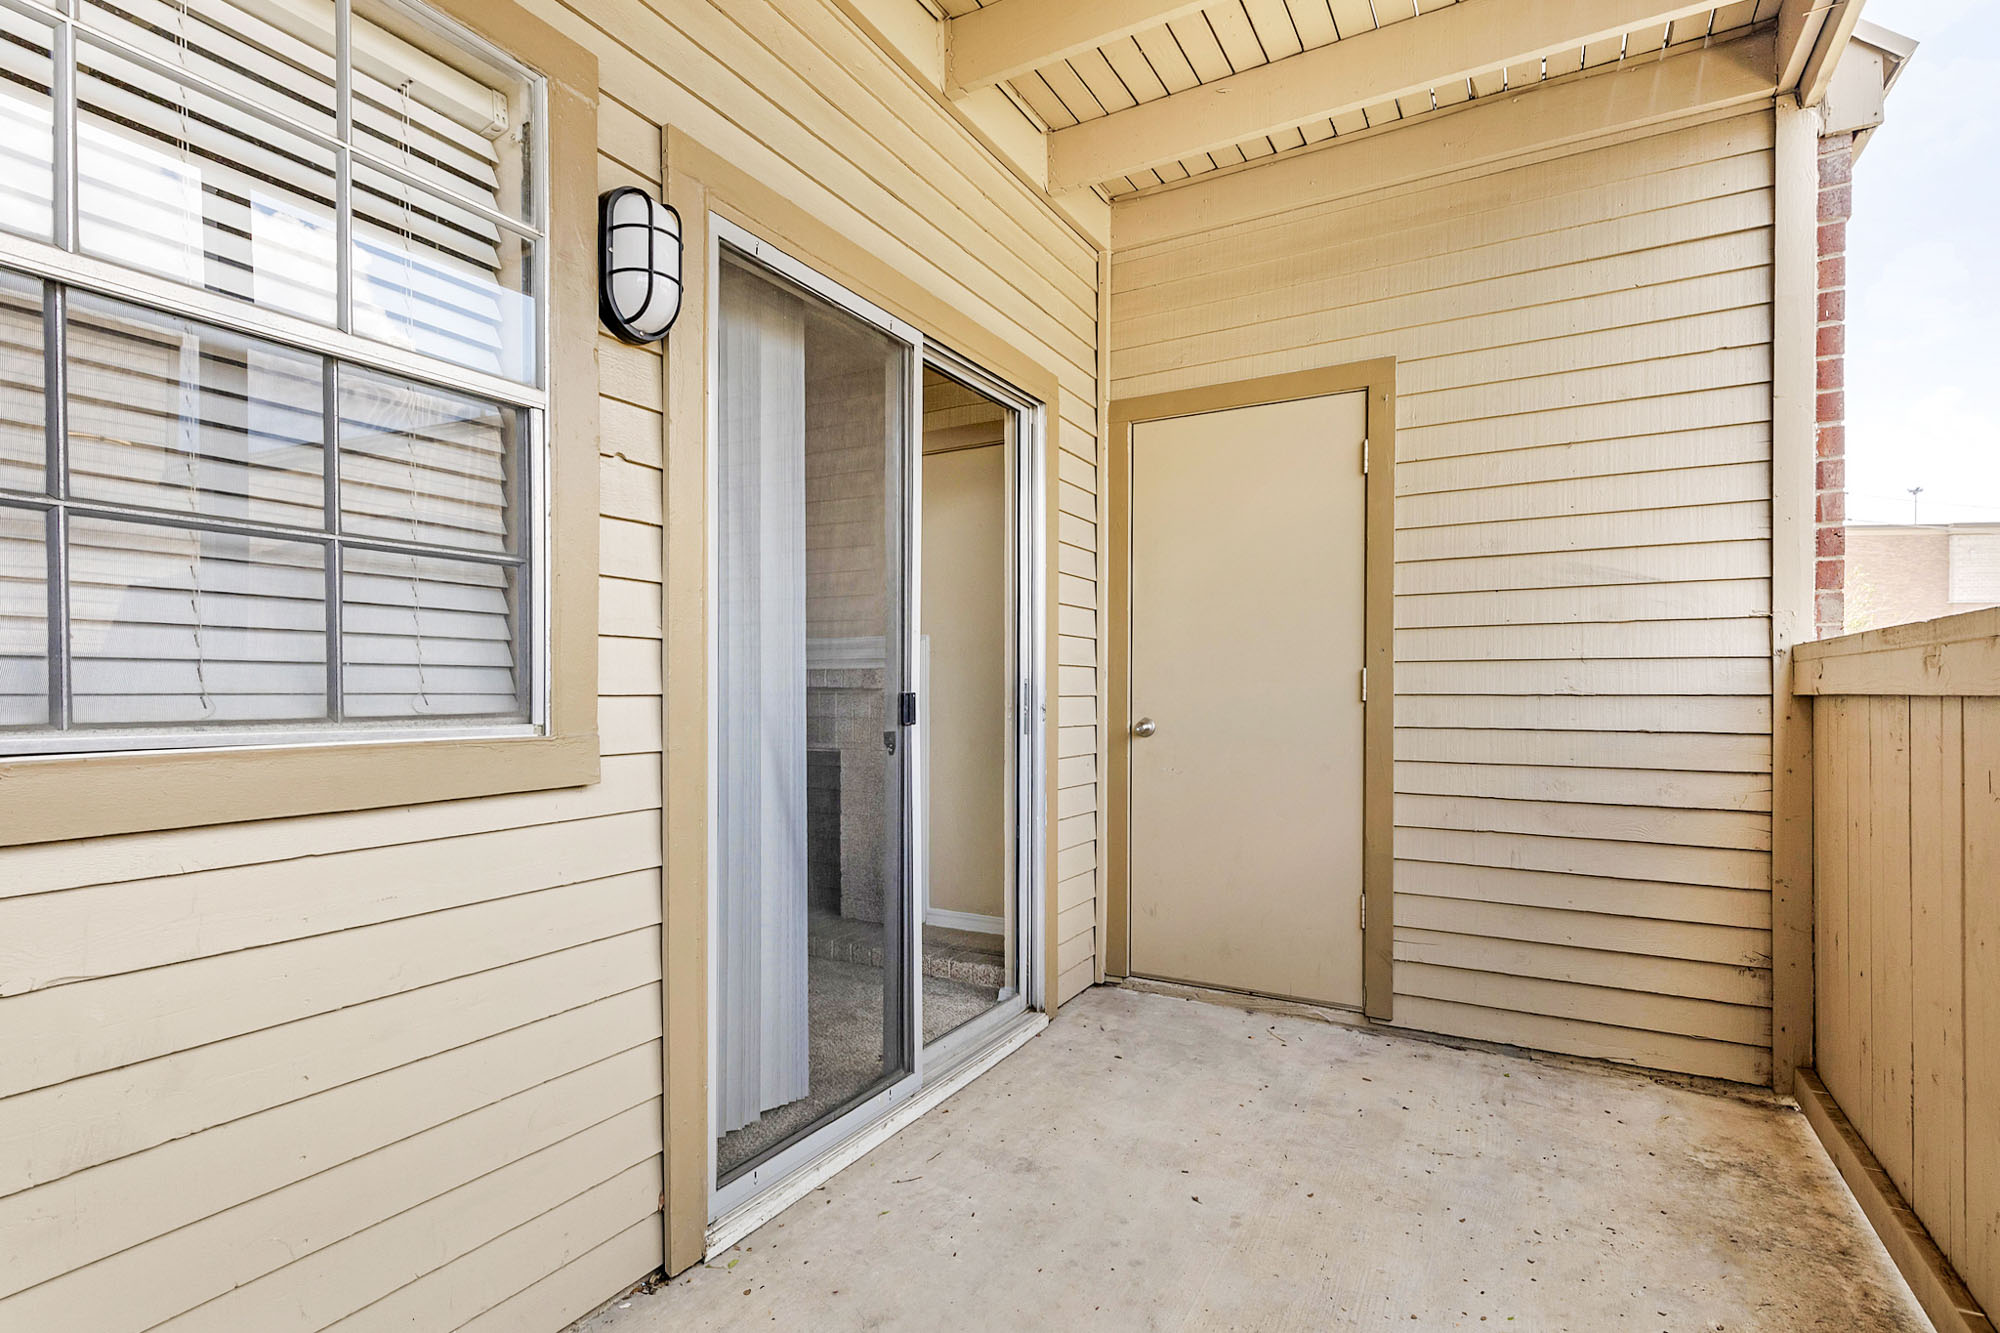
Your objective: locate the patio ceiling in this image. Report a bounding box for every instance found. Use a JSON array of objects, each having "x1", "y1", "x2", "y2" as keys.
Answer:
[{"x1": 912, "y1": 0, "x2": 1853, "y2": 204}]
